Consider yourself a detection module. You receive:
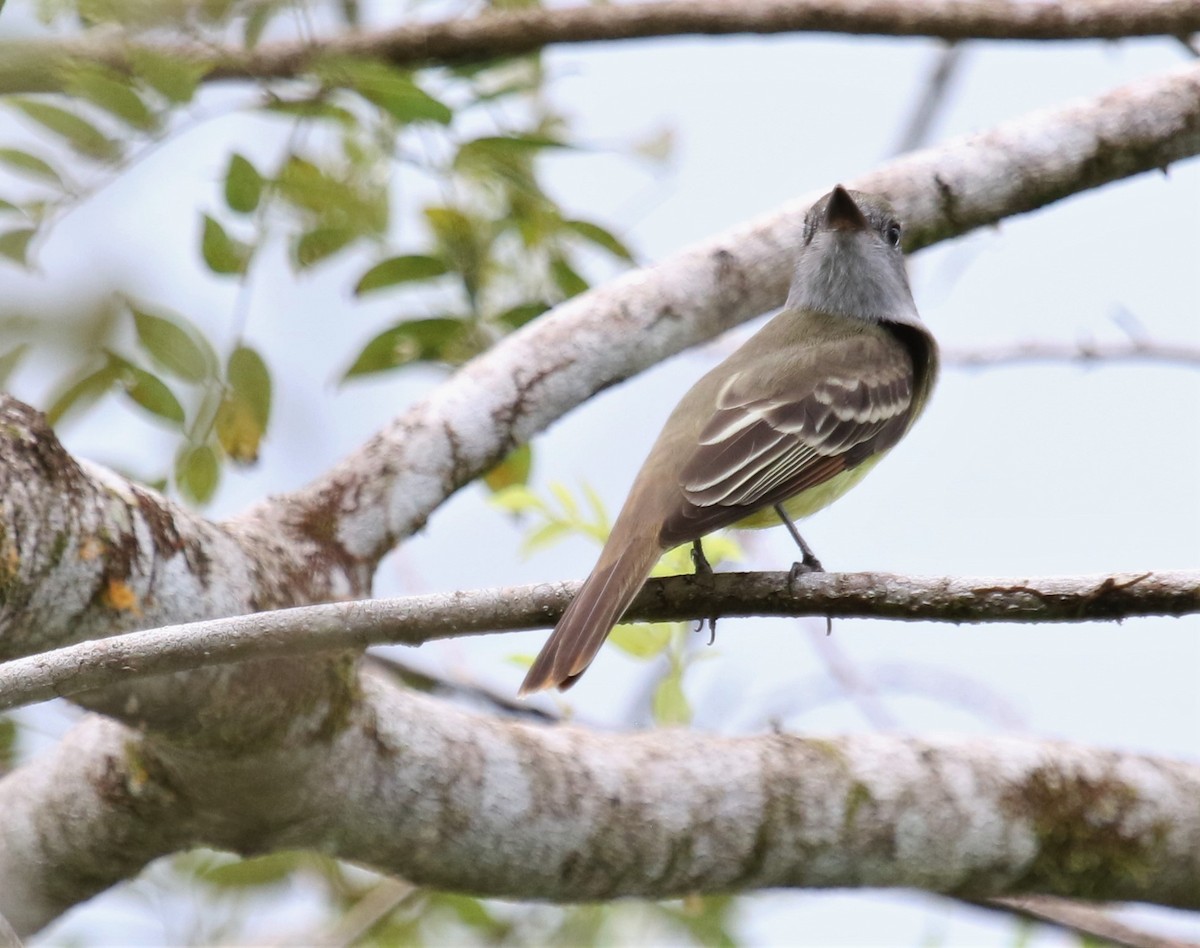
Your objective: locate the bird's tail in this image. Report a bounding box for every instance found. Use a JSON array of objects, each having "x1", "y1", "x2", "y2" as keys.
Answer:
[{"x1": 518, "y1": 533, "x2": 661, "y2": 695}]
